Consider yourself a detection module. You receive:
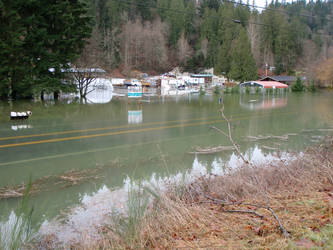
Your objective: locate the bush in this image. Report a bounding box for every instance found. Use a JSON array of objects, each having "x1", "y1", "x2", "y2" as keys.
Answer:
[
  {"x1": 199, "y1": 86, "x2": 205, "y2": 95},
  {"x1": 291, "y1": 77, "x2": 305, "y2": 92},
  {"x1": 307, "y1": 81, "x2": 317, "y2": 92},
  {"x1": 223, "y1": 87, "x2": 231, "y2": 94},
  {"x1": 213, "y1": 86, "x2": 220, "y2": 95},
  {"x1": 231, "y1": 85, "x2": 240, "y2": 94}
]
